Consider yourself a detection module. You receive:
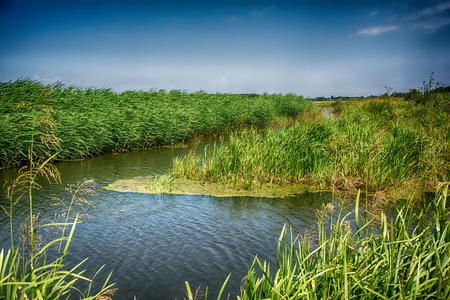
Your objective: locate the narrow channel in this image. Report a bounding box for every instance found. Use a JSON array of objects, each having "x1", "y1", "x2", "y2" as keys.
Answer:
[{"x1": 0, "y1": 144, "x2": 336, "y2": 299}]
